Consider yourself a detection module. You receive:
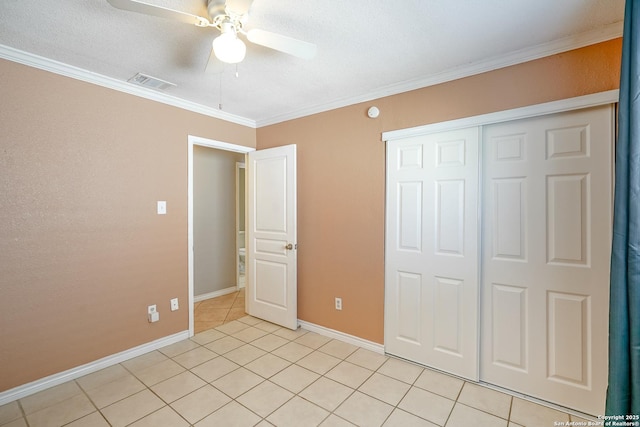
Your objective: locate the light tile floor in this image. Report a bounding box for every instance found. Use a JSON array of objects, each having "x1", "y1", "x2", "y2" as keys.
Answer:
[
  {"x1": 194, "y1": 289, "x2": 246, "y2": 334},
  {"x1": 1, "y1": 295, "x2": 587, "y2": 427}
]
